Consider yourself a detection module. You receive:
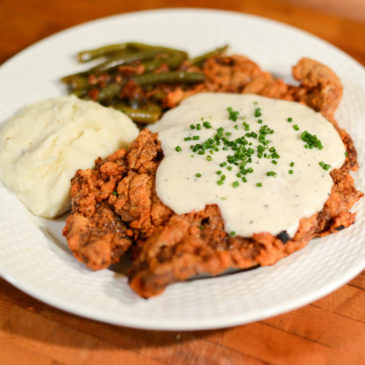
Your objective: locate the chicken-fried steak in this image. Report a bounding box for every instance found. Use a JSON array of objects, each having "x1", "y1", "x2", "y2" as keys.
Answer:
[{"x1": 63, "y1": 56, "x2": 363, "y2": 297}]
